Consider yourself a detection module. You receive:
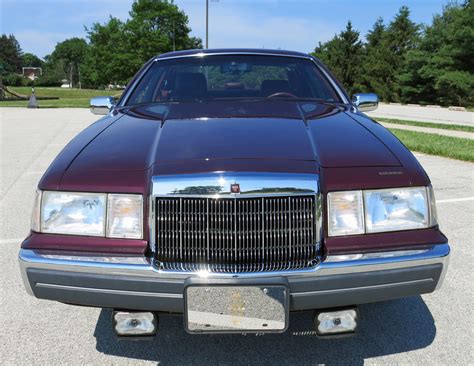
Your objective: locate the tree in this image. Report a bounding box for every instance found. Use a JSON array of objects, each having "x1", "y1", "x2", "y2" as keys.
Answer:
[
  {"x1": 127, "y1": 0, "x2": 202, "y2": 60},
  {"x1": 81, "y1": 17, "x2": 135, "y2": 87},
  {"x1": 22, "y1": 53, "x2": 43, "y2": 68},
  {"x1": 314, "y1": 7, "x2": 419, "y2": 102},
  {"x1": 35, "y1": 54, "x2": 66, "y2": 87},
  {"x1": 312, "y1": 21, "x2": 364, "y2": 96},
  {"x1": 82, "y1": 0, "x2": 202, "y2": 88},
  {"x1": 50, "y1": 38, "x2": 88, "y2": 87},
  {"x1": 400, "y1": 1, "x2": 474, "y2": 106},
  {"x1": 0, "y1": 34, "x2": 22, "y2": 74},
  {"x1": 359, "y1": 18, "x2": 396, "y2": 101},
  {"x1": 380, "y1": 6, "x2": 420, "y2": 101}
]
